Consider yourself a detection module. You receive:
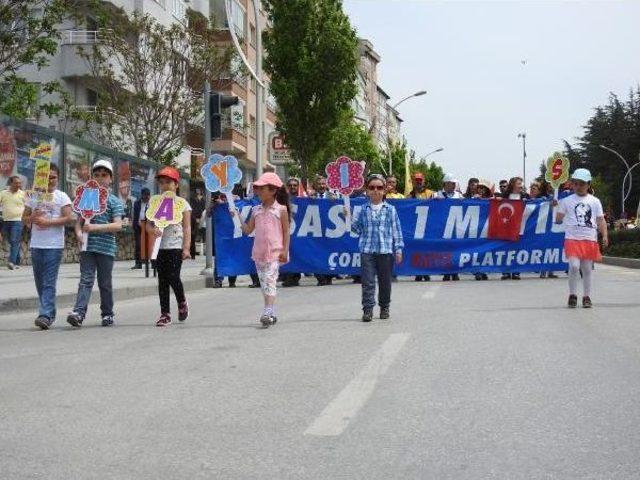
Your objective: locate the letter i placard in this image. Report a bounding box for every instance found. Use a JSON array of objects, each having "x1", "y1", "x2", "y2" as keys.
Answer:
[
  {"x1": 145, "y1": 191, "x2": 187, "y2": 259},
  {"x1": 72, "y1": 180, "x2": 109, "y2": 251}
]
